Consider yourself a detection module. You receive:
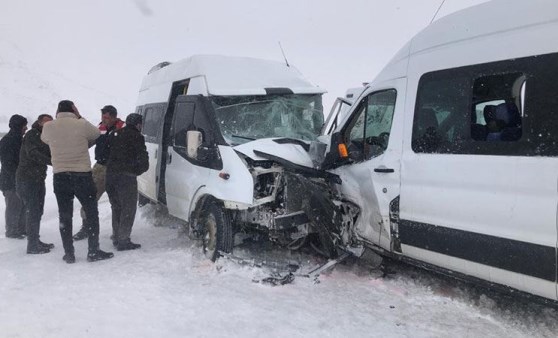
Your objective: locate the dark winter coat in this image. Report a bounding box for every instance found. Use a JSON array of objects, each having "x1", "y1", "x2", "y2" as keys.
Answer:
[
  {"x1": 0, "y1": 129, "x2": 25, "y2": 191},
  {"x1": 95, "y1": 119, "x2": 124, "y2": 165},
  {"x1": 106, "y1": 125, "x2": 149, "y2": 176},
  {"x1": 16, "y1": 122, "x2": 51, "y2": 182}
]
